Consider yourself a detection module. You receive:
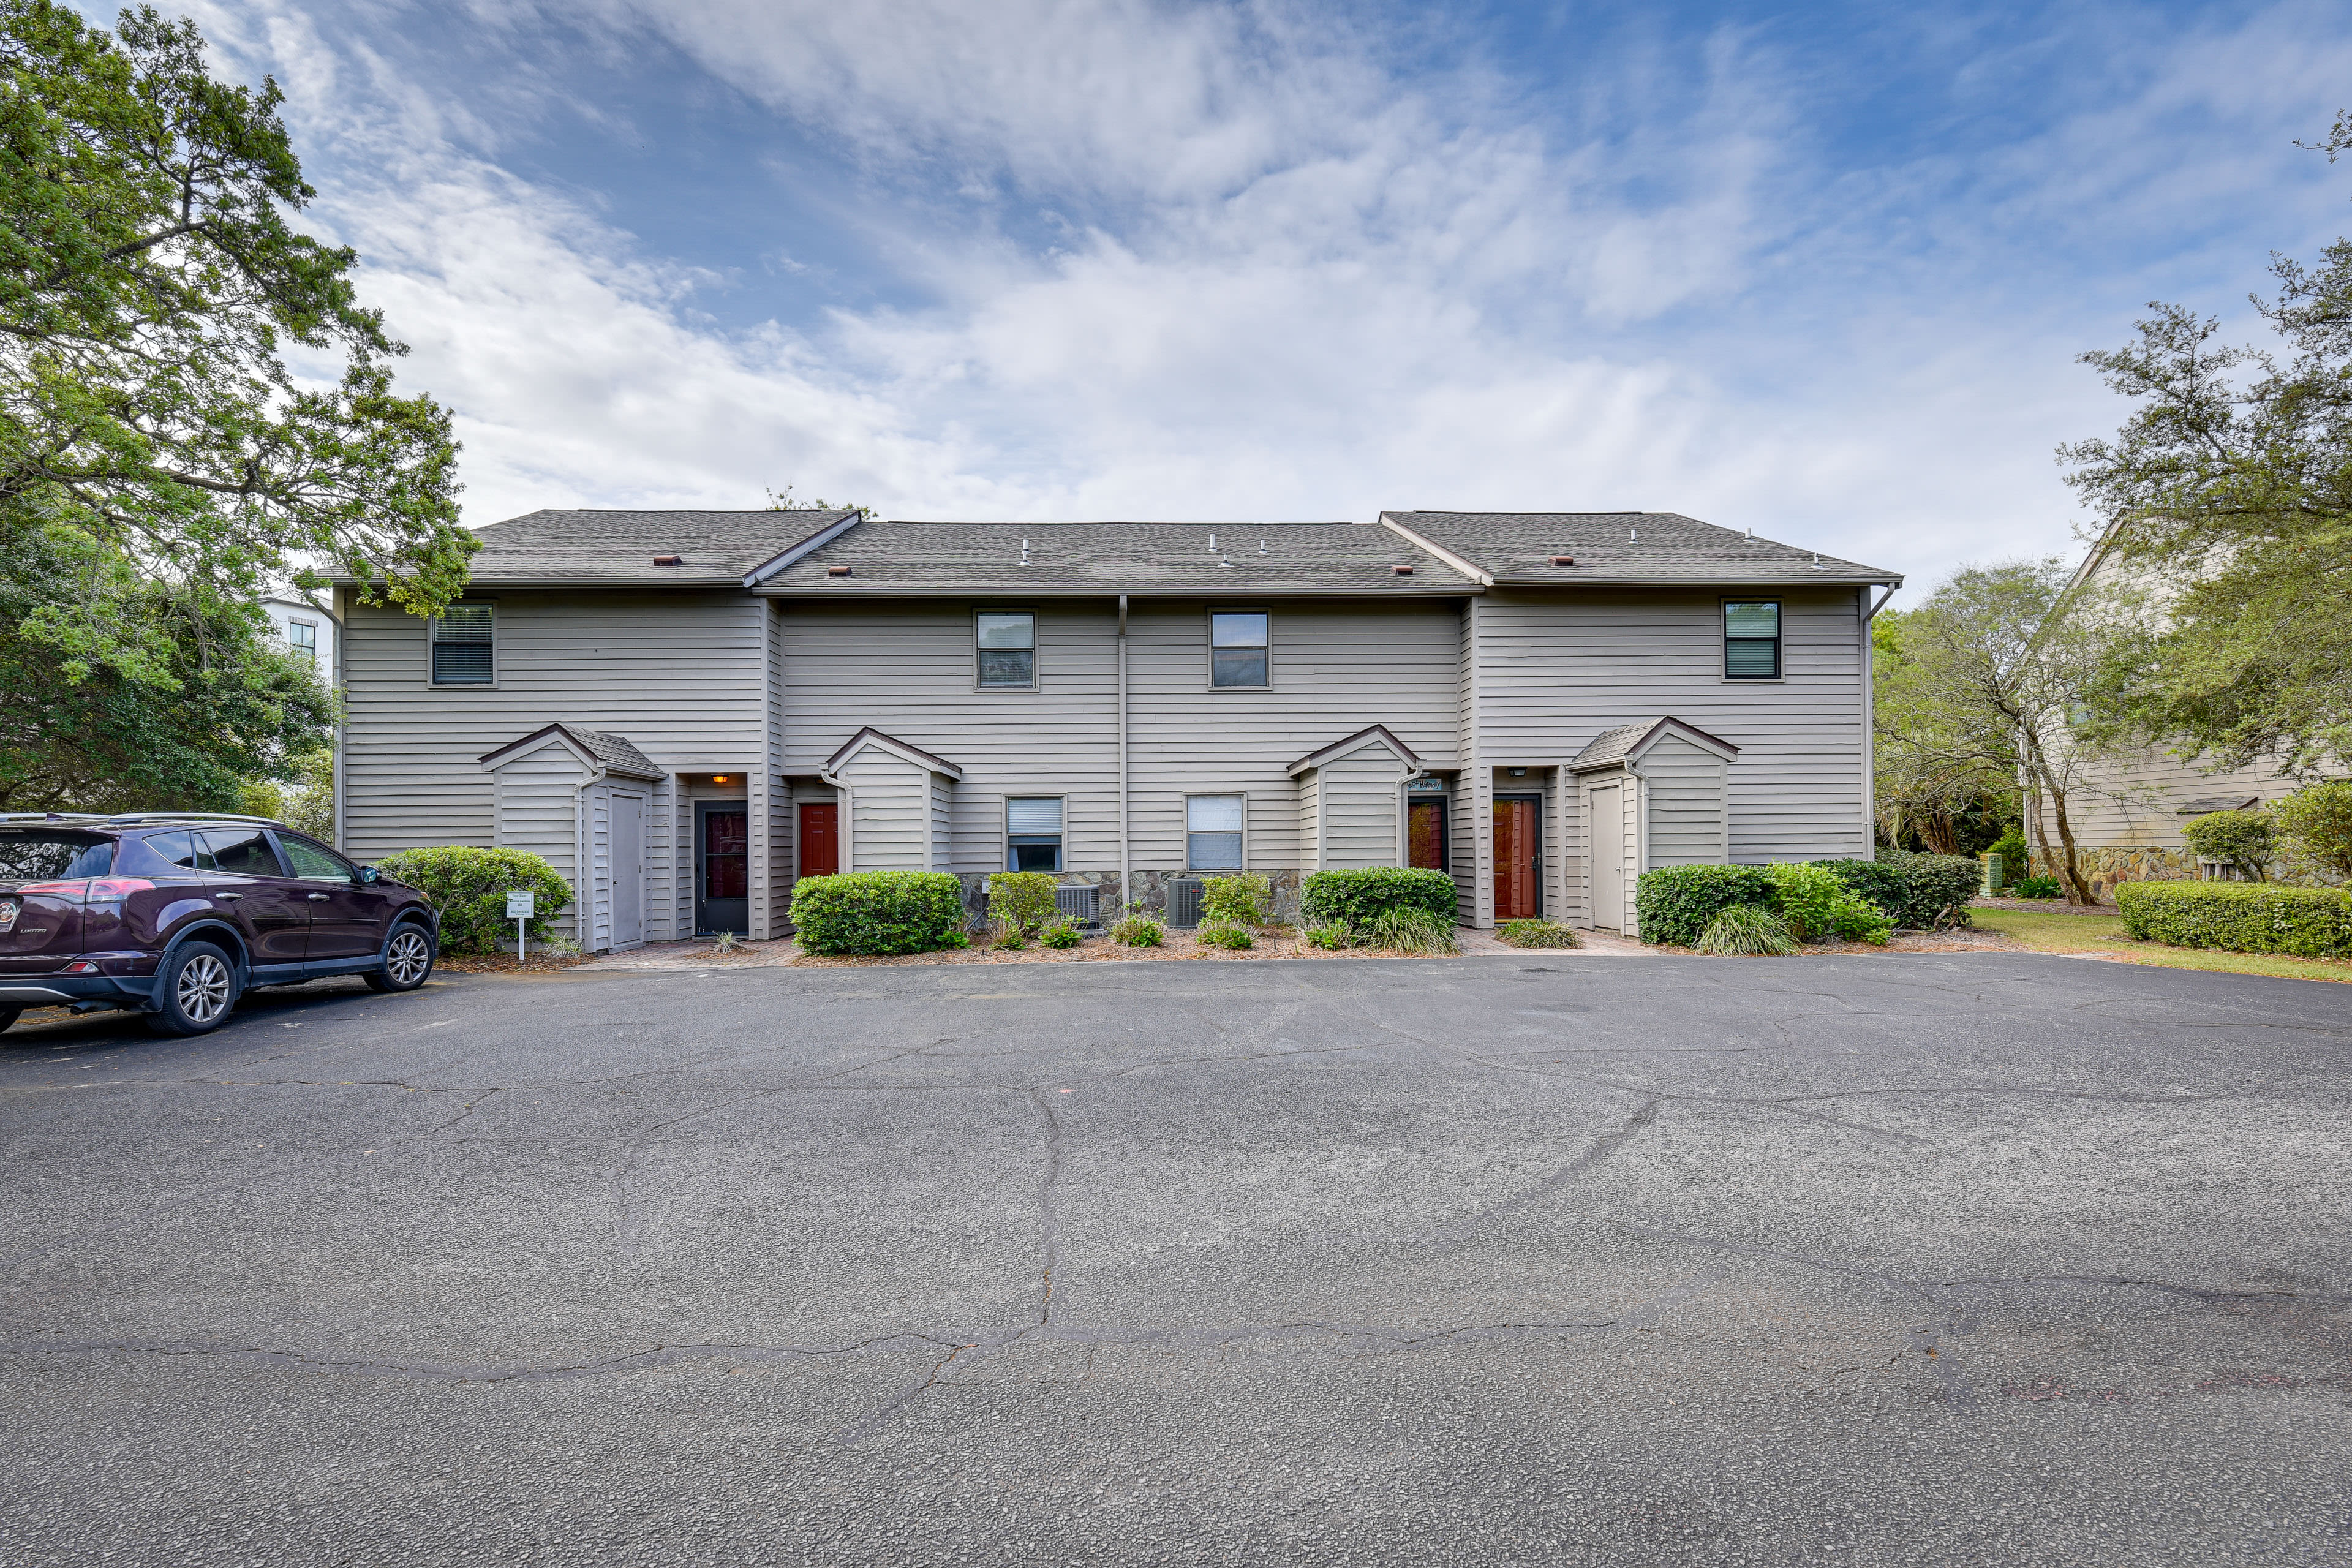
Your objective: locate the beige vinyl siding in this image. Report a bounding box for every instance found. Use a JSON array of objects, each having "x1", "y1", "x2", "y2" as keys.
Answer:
[
  {"x1": 487, "y1": 737, "x2": 588, "y2": 939},
  {"x1": 2058, "y1": 748, "x2": 2297, "y2": 851},
  {"x1": 781, "y1": 597, "x2": 1461, "y2": 873},
  {"x1": 1642, "y1": 733, "x2": 1731, "y2": 865},
  {"x1": 586, "y1": 782, "x2": 612, "y2": 949},
  {"x1": 338, "y1": 589, "x2": 766, "y2": 864},
  {"x1": 1476, "y1": 589, "x2": 1868, "y2": 908},
  {"x1": 1295, "y1": 774, "x2": 1320, "y2": 869},
  {"x1": 1321, "y1": 744, "x2": 1408, "y2": 869},
  {"x1": 835, "y1": 750, "x2": 933, "y2": 871},
  {"x1": 930, "y1": 774, "x2": 955, "y2": 872}
]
